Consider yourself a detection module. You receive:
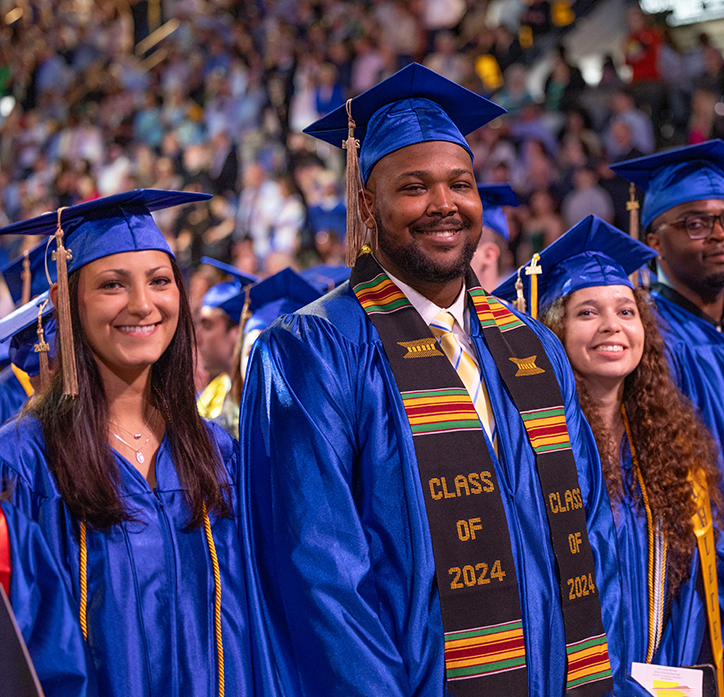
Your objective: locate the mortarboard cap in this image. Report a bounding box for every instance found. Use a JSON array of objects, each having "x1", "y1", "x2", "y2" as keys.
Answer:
[
  {"x1": 200, "y1": 256, "x2": 260, "y2": 285},
  {"x1": 199, "y1": 257, "x2": 260, "y2": 321},
  {"x1": 303, "y1": 63, "x2": 505, "y2": 266},
  {"x1": 1, "y1": 241, "x2": 56, "y2": 306},
  {"x1": 0, "y1": 190, "x2": 211, "y2": 273},
  {"x1": 0, "y1": 190, "x2": 211, "y2": 397},
  {"x1": 478, "y1": 184, "x2": 519, "y2": 242},
  {"x1": 494, "y1": 215, "x2": 658, "y2": 316},
  {"x1": 610, "y1": 140, "x2": 724, "y2": 228},
  {"x1": 304, "y1": 63, "x2": 505, "y2": 184},
  {"x1": 0, "y1": 292, "x2": 54, "y2": 378},
  {"x1": 219, "y1": 267, "x2": 322, "y2": 334},
  {"x1": 300, "y1": 264, "x2": 351, "y2": 293}
]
